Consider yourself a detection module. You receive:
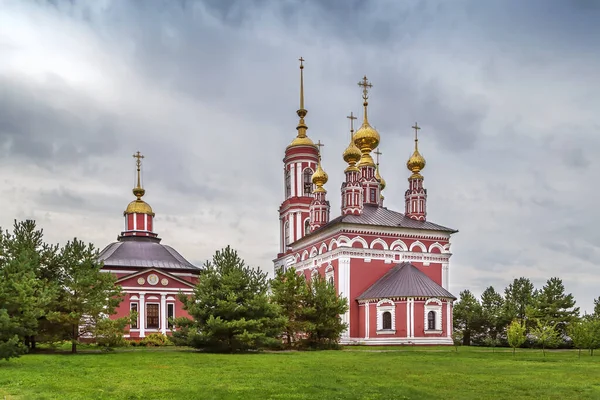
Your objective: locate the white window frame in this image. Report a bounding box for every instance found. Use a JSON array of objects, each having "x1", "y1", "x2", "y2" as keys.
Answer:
[
  {"x1": 376, "y1": 299, "x2": 396, "y2": 334},
  {"x1": 130, "y1": 301, "x2": 139, "y2": 330},
  {"x1": 325, "y1": 264, "x2": 334, "y2": 286},
  {"x1": 166, "y1": 302, "x2": 175, "y2": 329},
  {"x1": 424, "y1": 298, "x2": 443, "y2": 333}
]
